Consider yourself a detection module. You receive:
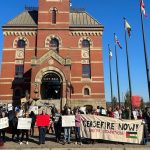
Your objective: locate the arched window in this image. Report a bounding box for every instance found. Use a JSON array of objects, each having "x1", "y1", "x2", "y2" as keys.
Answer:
[
  {"x1": 17, "y1": 40, "x2": 26, "y2": 48},
  {"x1": 82, "y1": 40, "x2": 90, "y2": 48},
  {"x1": 52, "y1": 10, "x2": 56, "y2": 24},
  {"x1": 50, "y1": 38, "x2": 59, "y2": 52},
  {"x1": 84, "y1": 88, "x2": 90, "y2": 96}
]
